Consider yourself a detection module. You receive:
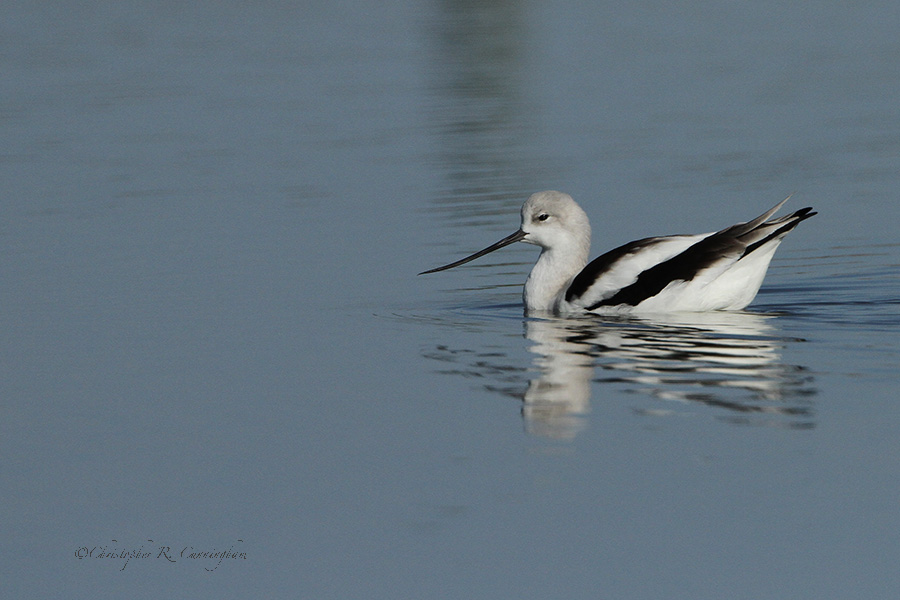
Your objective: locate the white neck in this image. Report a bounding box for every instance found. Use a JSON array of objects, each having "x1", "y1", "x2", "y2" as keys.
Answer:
[{"x1": 523, "y1": 245, "x2": 589, "y2": 313}]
